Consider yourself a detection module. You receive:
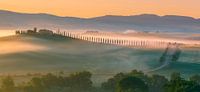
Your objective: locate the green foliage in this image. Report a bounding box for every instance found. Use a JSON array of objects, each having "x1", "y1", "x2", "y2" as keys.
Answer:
[
  {"x1": 0, "y1": 71, "x2": 199, "y2": 92},
  {"x1": 67, "y1": 71, "x2": 93, "y2": 92},
  {"x1": 164, "y1": 72, "x2": 200, "y2": 92},
  {"x1": 190, "y1": 74, "x2": 200, "y2": 84},
  {"x1": 16, "y1": 71, "x2": 93, "y2": 92},
  {"x1": 101, "y1": 73, "x2": 126, "y2": 92},
  {"x1": 129, "y1": 70, "x2": 149, "y2": 84},
  {"x1": 172, "y1": 49, "x2": 181, "y2": 61},
  {"x1": 148, "y1": 74, "x2": 168, "y2": 92},
  {"x1": 102, "y1": 70, "x2": 200, "y2": 92},
  {"x1": 102, "y1": 70, "x2": 149, "y2": 92},
  {"x1": 170, "y1": 72, "x2": 182, "y2": 81},
  {"x1": 0, "y1": 76, "x2": 15, "y2": 92},
  {"x1": 117, "y1": 76, "x2": 148, "y2": 92},
  {"x1": 159, "y1": 47, "x2": 169, "y2": 62}
]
